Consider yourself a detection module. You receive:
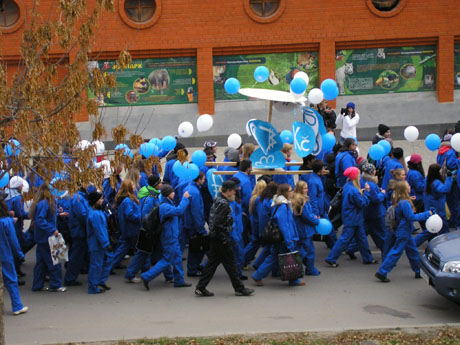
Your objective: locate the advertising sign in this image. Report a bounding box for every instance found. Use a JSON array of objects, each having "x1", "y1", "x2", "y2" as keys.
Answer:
[{"x1": 455, "y1": 44, "x2": 460, "y2": 89}]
